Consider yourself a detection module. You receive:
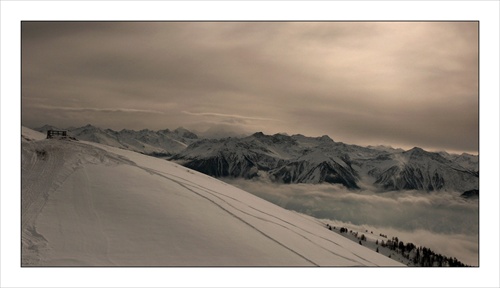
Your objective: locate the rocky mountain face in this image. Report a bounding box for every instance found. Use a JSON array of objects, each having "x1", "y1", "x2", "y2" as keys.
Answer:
[
  {"x1": 171, "y1": 132, "x2": 478, "y2": 193},
  {"x1": 34, "y1": 125, "x2": 479, "y2": 193},
  {"x1": 367, "y1": 147, "x2": 478, "y2": 192},
  {"x1": 171, "y1": 132, "x2": 362, "y2": 188}
]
